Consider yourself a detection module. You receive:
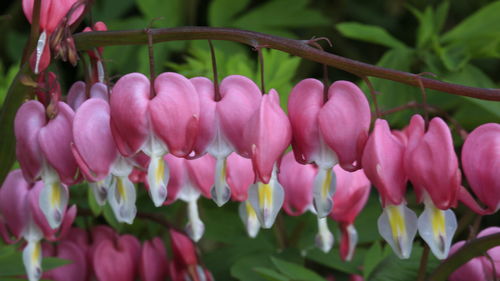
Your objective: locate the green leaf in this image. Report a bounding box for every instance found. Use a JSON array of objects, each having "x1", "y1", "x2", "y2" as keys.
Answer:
[
  {"x1": 136, "y1": 0, "x2": 184, "y2": 27},
  {"x1": 253, "y1": 267, "x2": 290, "y2": 281},
  {"x1": 434, "y1": 1, "x2": 450, "y2": 33},
  {"x1": 306, "y1": 248, "x2": 363, "y2": 275},
  {"x1": 336, "y1": 22, "x2": 407, "y2": 49},
  {"x1": 438, "y1": 44, "x2": 470, "y2": 71},
  {"x1": 270, "y1": 257, "x2": 326, "y2": 281},
  {"x1": 406, "y1": 6, "x2": 435, "y2": 49},
  {"x1": 102, "y1": 202, "x2": 123, "y2": 232},
  {"x1": 0, "y1": 246, "x2": 70, "y2": 277},
  {"x1": 231, "y1": 254, "x2": 274, "y2": 281},
  {"x1": 441, "y1": 1, "x2": 500, "y2": 58},
  {"x1": 209, "y1": 0, "x2": 251, "y2": 26},
  {"x1": 88, "y1": 184, "x2": 102, "y2": 216},
  {"x1": 363, "y1": 241, "x2": 384, "y2": 279},
  {"x1": 369, "y1": 245, "x2": 440, "y2": 281},
  {"x1": 442, "y1": 1, "x2": 500, "y2": 43},
  {"x1": 213, "y1": 0, "x2": 330, "y2": 37}
]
